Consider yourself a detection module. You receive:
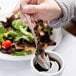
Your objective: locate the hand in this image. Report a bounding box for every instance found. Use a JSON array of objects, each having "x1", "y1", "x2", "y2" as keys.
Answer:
[{"x1": 13, "y1": 0, "x2": 62, "y2": 23}]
